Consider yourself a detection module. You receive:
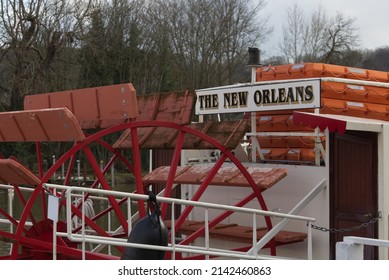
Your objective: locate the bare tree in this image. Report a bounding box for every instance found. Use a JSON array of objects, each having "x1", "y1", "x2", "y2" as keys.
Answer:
[
  {"x1": 322, "y1": 12, "x2": 360, "y2": 63},
  {"x1": 0, "y1": 0, "x2": 92, "y2": 110},
  {"x1": 279, "y1": 3, "x2": 307, "y2": 63},
  {"x1": 215, "y1": 0, "x2": 272, "y2": 84},
  {"x1": 362, "y1": 47, "x2": 389, "y2": 71},
  {"x1": 0, "y1": 0, "x2": 273, "y2": 109},
  {"x1": 279, "y1": 4, "x2": 359, "y2": 64},
  {"x1": 304, "y1": 6, "x2": 328, "y2": 61},
  {"x1": 147, "y1": 0, "x2": 271, "y2": 90},
  {"x1": 78, "y1": 0, "x2": 165, "y2": 94}
]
